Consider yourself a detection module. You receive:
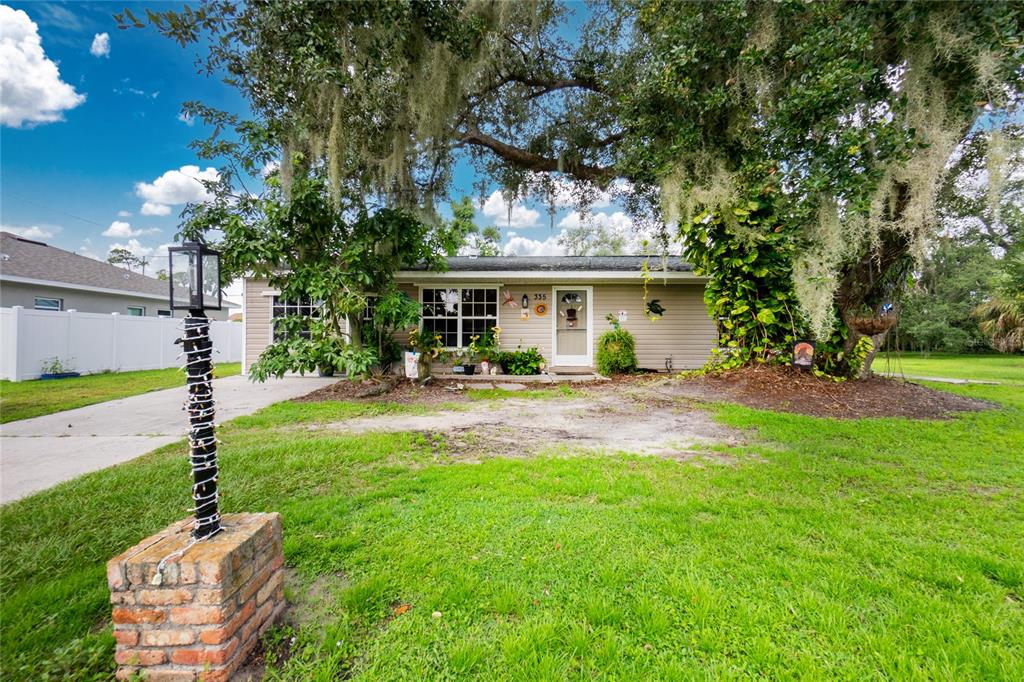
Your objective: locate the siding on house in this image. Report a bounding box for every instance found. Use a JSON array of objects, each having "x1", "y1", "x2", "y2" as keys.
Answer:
[
  {"x1": 593, "y1": 283, "x2": 715, "y2": 369},
  {"x1": 0, "y1": 281, "x2": 177, "y2": 317},
  {"x1": 242, "y1": 276, "x2": 717, "y2": 373},
  {"x1": 472, "y1": 281, "x2": 714, "y2": 369},
  {"x1": 244, "y1": 278, "x2": 273, "y2": 374}
]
